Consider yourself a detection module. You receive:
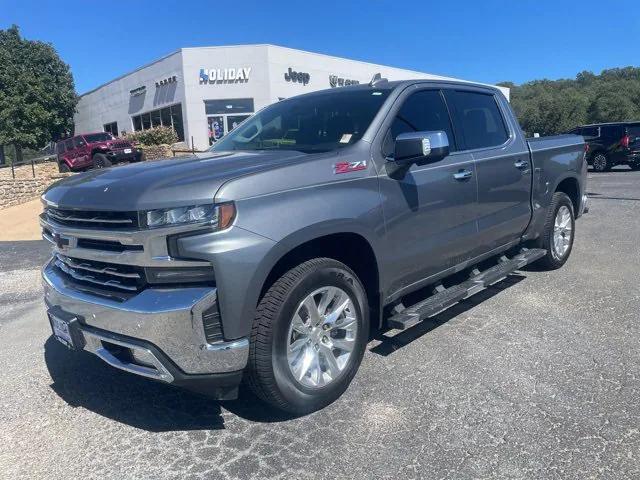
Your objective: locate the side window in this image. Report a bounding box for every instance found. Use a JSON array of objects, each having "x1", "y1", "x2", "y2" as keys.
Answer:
[
  {"x1": 64, "y1": 139, "x2": 75, "y2": 152},
  {"x1": 73, "y1": 136, "x2": 86, "y2": 148},
  {"x1": 383, "y1": 89, "x2": 455, "y2": 157},
  {"x1": 446, "y1": 90, "x2": 509, "y2": 150},
  {"x1": 582, "y1": 127, "x2": 598, "y2": 138}
]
